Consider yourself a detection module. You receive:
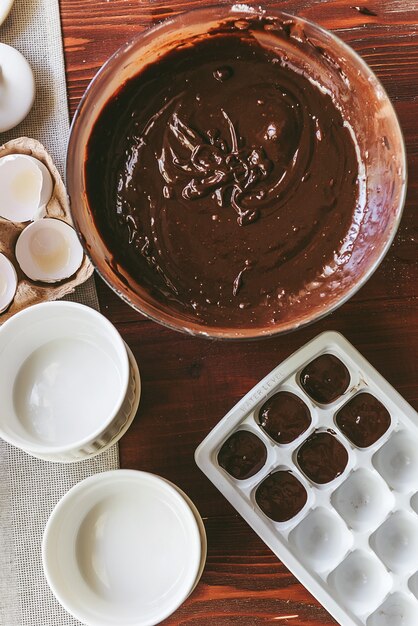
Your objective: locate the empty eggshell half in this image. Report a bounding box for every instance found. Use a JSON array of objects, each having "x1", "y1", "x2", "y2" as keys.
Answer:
[
  {"x1": 0, "y1": 253, "x2": 17, "y2": 312},
  {"x1": 15, "y1": 218, "x2": 84, "y2": 283},
  {"x1": 0, "y1": 154, "x2": 53, "y2": 222}
]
